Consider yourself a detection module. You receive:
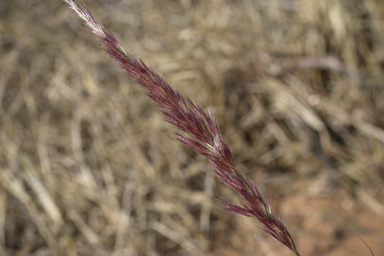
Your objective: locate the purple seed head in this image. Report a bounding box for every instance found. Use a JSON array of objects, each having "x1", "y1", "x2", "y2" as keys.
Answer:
[{"x1": 63, "y1": 1, "x2": 300, "y2": 255}]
